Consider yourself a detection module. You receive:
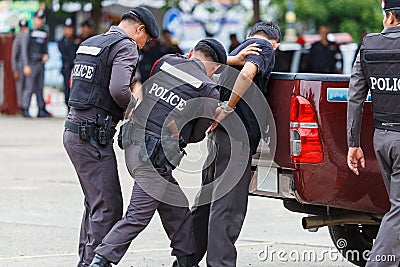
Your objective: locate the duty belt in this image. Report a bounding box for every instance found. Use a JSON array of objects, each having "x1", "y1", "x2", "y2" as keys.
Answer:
[
  {"x1": 375, "y1": 121, "x2": 400, "y2": 132},
  {"x1": 65, "y1": 118, "x2": 116, "y2": 148}
]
